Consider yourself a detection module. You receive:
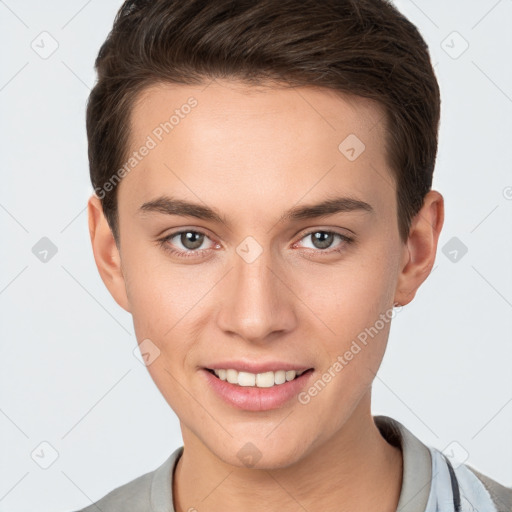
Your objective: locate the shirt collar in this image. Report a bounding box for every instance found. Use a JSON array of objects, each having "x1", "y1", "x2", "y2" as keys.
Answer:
[{"x1": 374, "y1": 415, "x2": 433, "y2": 512}]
